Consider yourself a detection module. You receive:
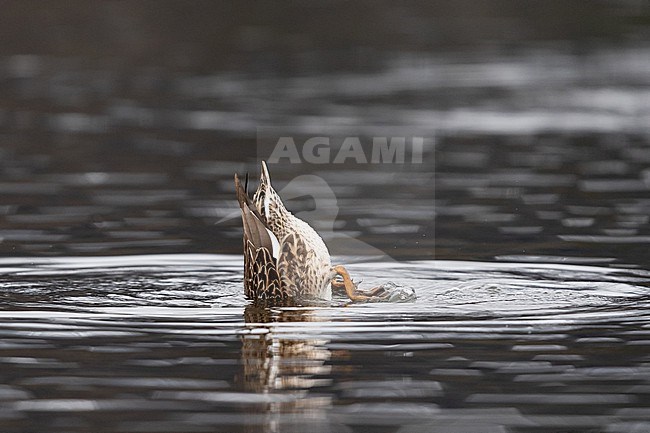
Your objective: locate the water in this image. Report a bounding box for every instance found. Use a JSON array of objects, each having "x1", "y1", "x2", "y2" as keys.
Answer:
[
  {"x1": 1, "y1": 3, "x2": 650, "y2": 431},
  {"x1": 1, "y1": 255, "x2": 649, "y2": 432},
  {"x1": 1, "y1": 45, "x2": 650, "y2": 265}
]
